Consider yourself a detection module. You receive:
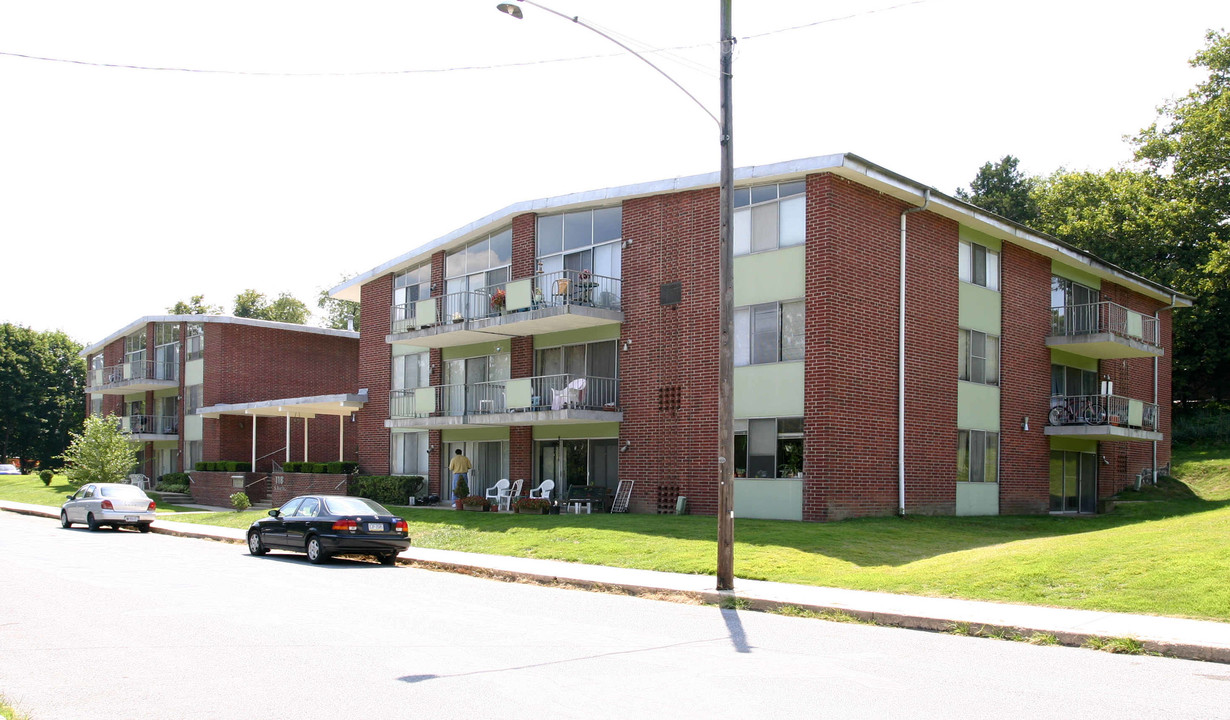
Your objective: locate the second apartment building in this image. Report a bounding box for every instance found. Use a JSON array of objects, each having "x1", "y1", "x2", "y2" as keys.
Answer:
[{"x1": 331, "y1": 153, "x2": 1190, "y2": 521}]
